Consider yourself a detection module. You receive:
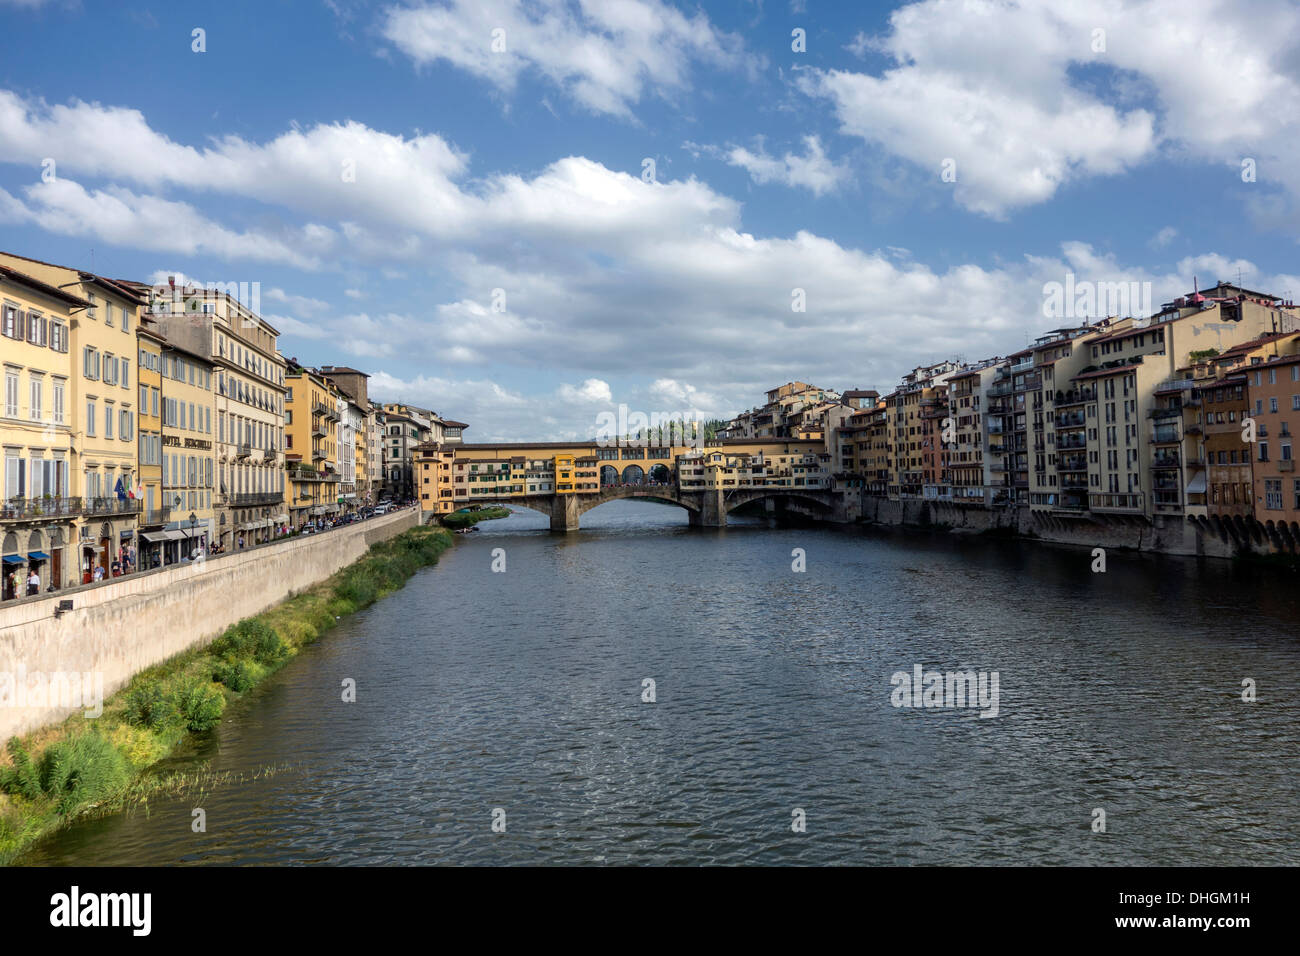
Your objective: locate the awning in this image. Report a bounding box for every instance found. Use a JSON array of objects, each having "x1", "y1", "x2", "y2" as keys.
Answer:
[
  {"x1": 120, "y1": 530, "x2": 134, "y2": 538},
  {"x1": 164, "y1": 529, "x2": 191, "y2": 541},
  {"x1": 2, "y1": 555, "x2": 23, "y2": 565},
  {"x1": 141, "y1": 531, "x2": 169, "y2": 543},
  {"x1": 1186, "y1": 473, "x2": 1207, "y2": 494},
  {"x1": 27, "y1": 551, "x2": 51, "y2": 561},
  {"x1": 273, "y1": 514, "x2": 289, "y2": 523}
]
